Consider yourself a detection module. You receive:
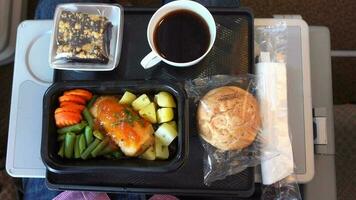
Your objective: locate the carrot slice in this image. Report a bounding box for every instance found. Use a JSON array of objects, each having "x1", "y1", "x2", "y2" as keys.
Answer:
[
  {"x1": 55, "y1": 107, "x2": 81, "y2": 114},
  {"x1": 60, "y1": 102, "x2": 81, "y2": 108},
  {"x1": 59, "y1": 94, "x2": 86, "y2": 105},
  {"x1": 55, "y1": 112, "x2": 82, "y2": 128},
  {"x1": 64, "y1": 89, "x2": 93, "y2": 101},
  {"x1": 59, "y1": 102, "x2": 85, "y2": 112}
]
